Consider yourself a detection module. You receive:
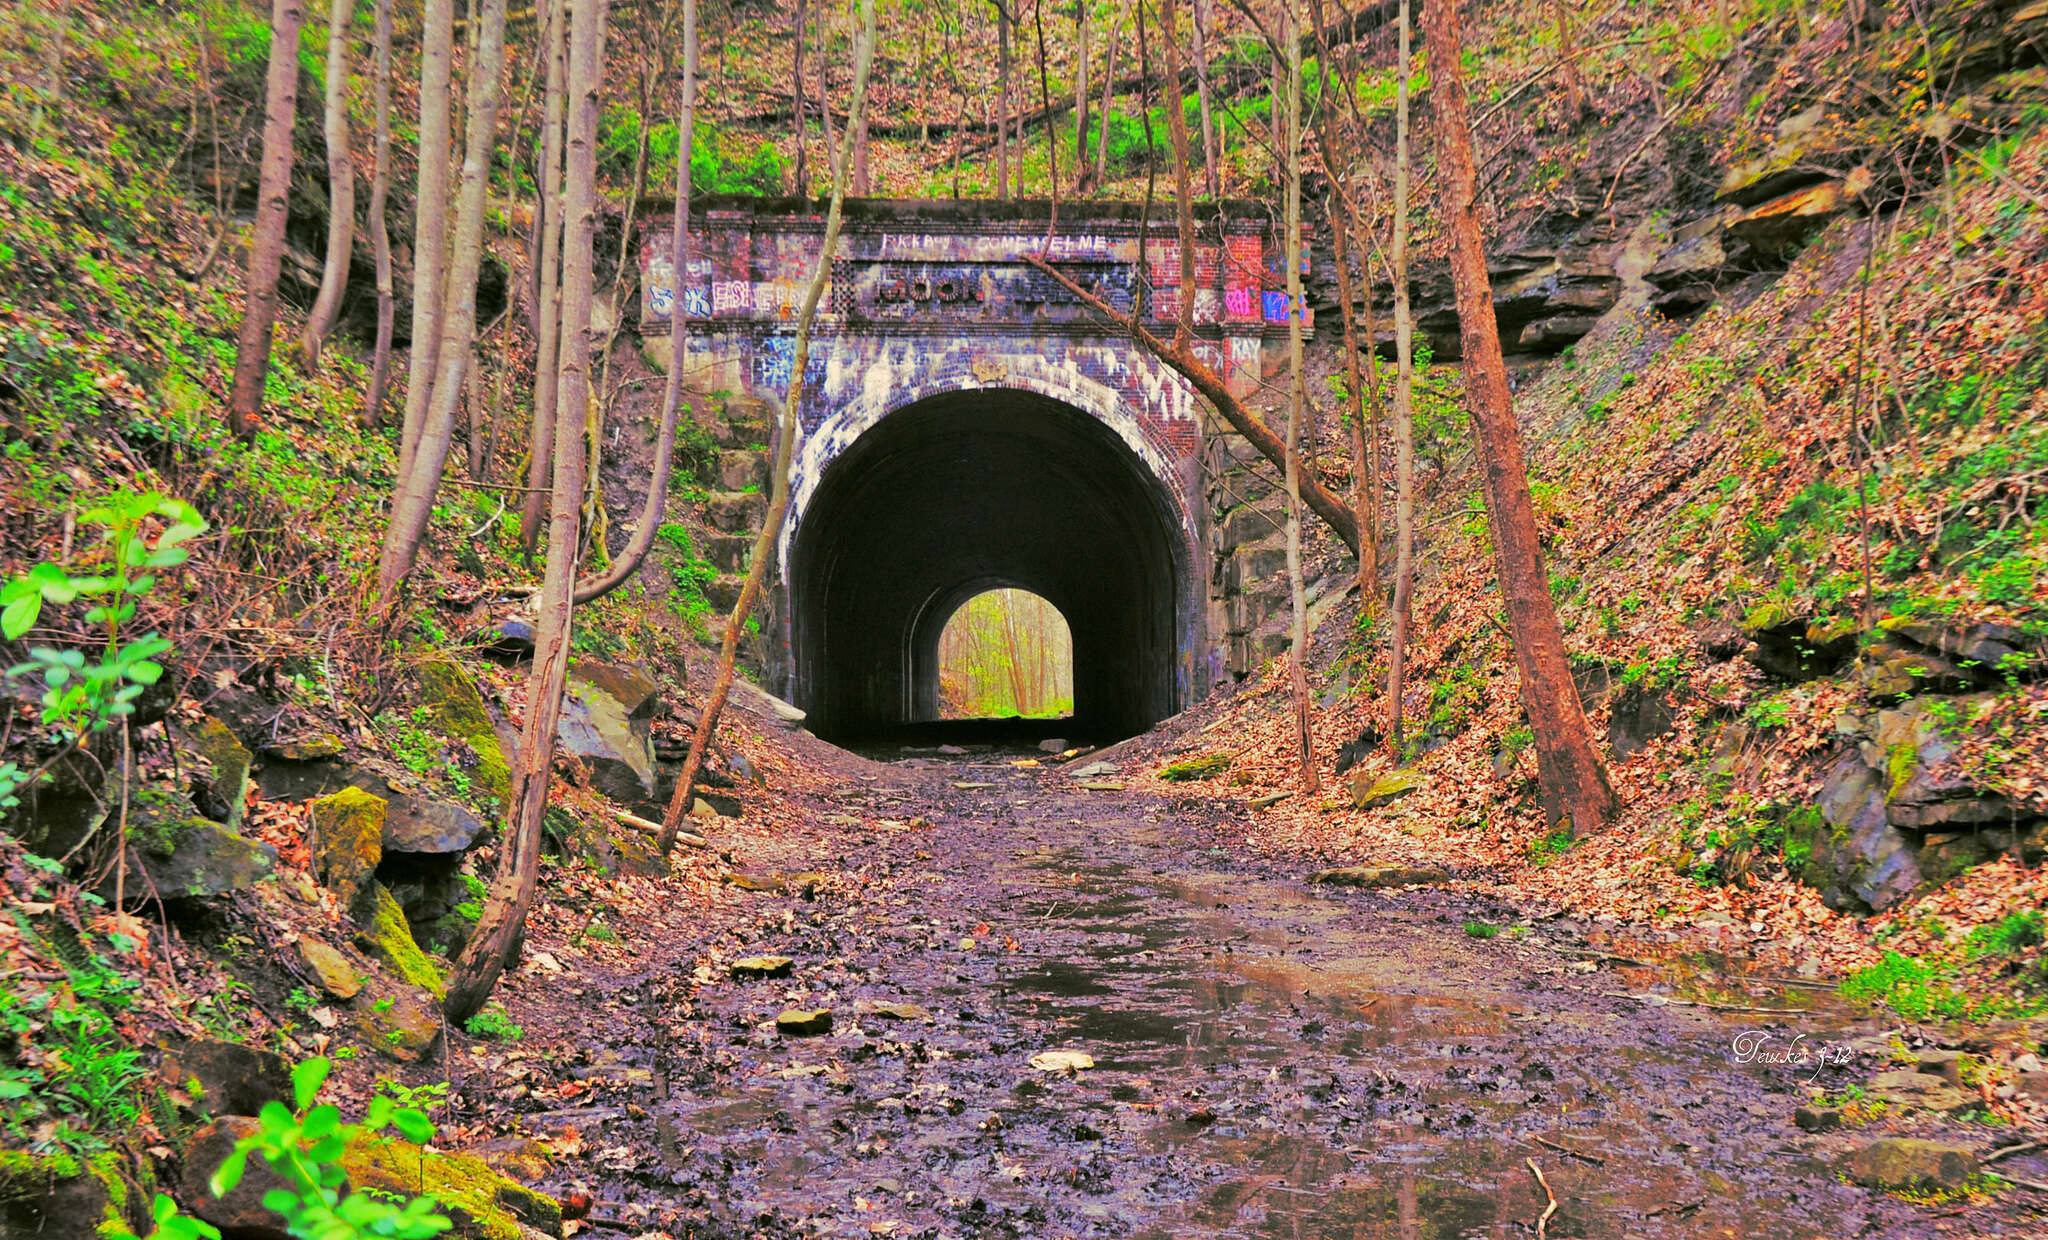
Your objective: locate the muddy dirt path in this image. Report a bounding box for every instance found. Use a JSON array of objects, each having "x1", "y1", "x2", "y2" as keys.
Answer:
[{"x1": 513, "y1": 749, "x2": 1958, "y2": 1239}]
